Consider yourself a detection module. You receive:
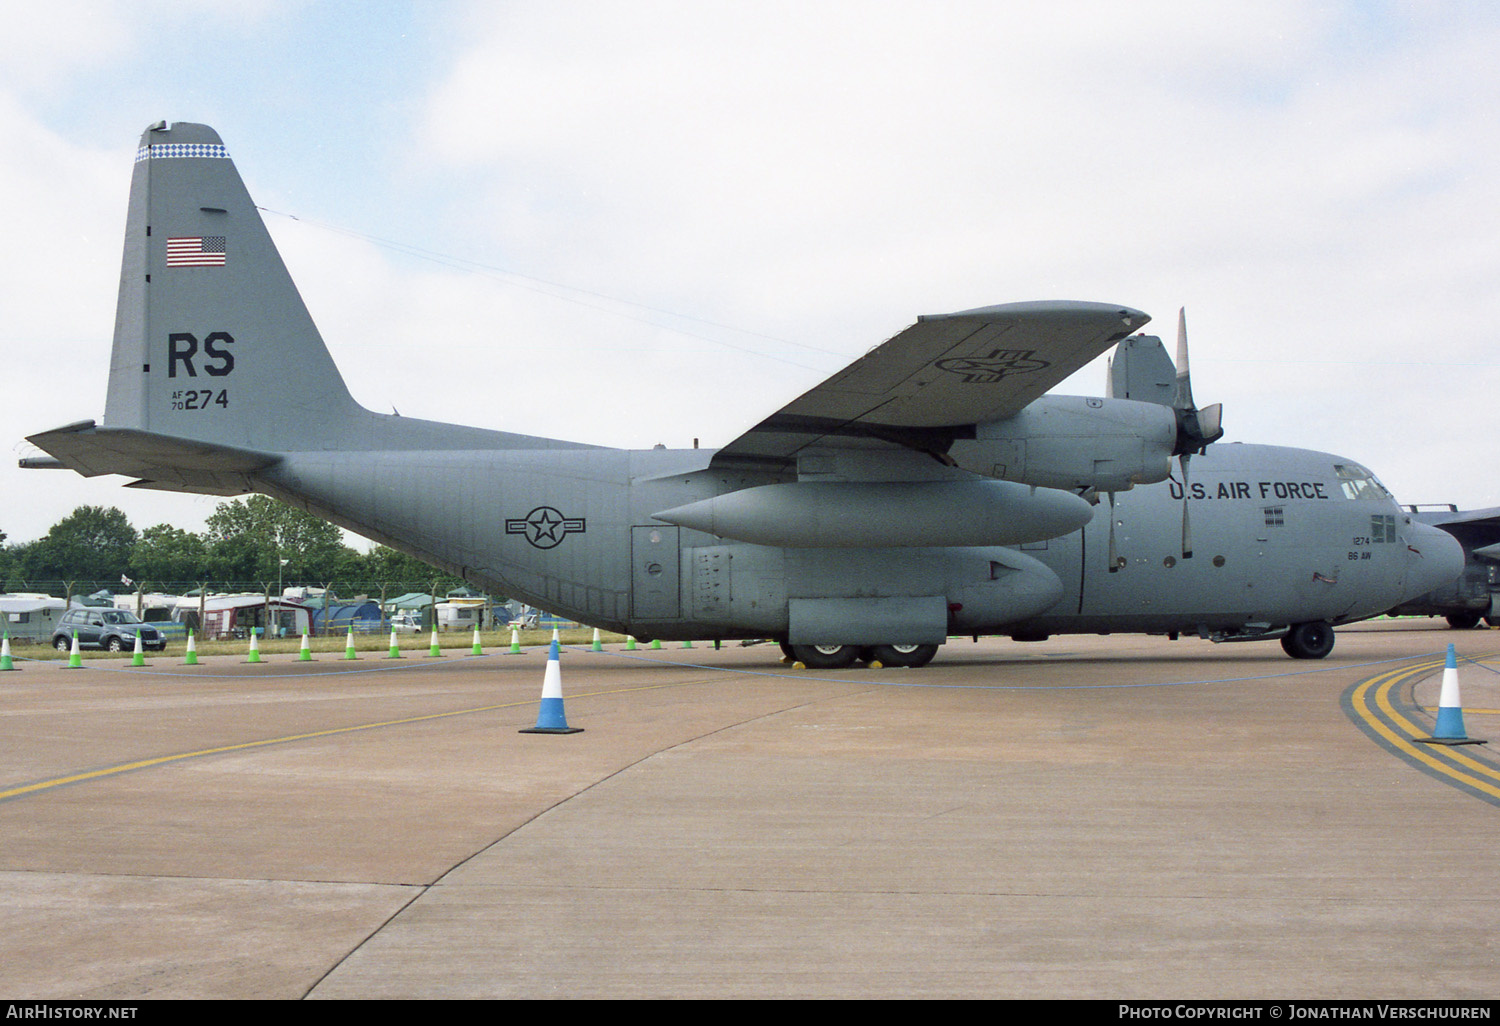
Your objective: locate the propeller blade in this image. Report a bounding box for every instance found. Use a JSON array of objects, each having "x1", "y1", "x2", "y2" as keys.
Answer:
[
  {"x1": 1170, "y1": 307, "x2": 1225, "y2": 455},
  {"x1": 1180, "y1": 453, "x2": 1194, "y2": 559},
  {"x1": 1197, "y1": 403, "x2": 1223, "y2": 446},
  {"x1": 1174, "y1": 307, "x2": 1194, "y2": 412}
]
